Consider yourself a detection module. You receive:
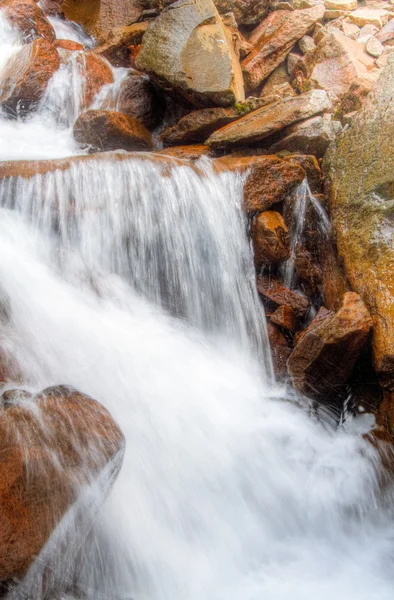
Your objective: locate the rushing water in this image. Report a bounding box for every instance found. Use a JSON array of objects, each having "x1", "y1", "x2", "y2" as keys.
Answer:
[{"x1": 1, "y1": 5, "x2": 394, "y2": 600}]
